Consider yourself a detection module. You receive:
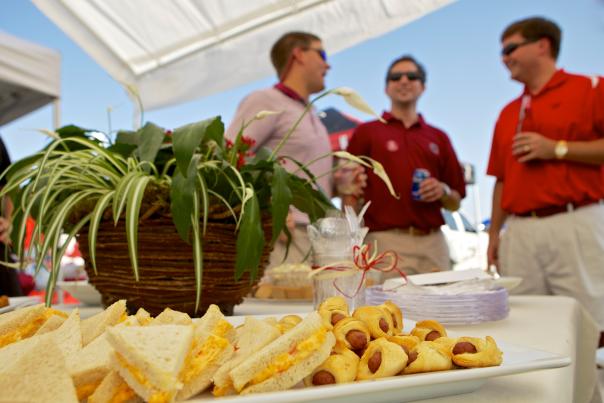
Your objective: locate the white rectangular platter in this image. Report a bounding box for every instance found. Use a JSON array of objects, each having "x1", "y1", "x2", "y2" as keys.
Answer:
[{"x1": 188, "y1": 314, "x2": 570, "y2": 403}]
